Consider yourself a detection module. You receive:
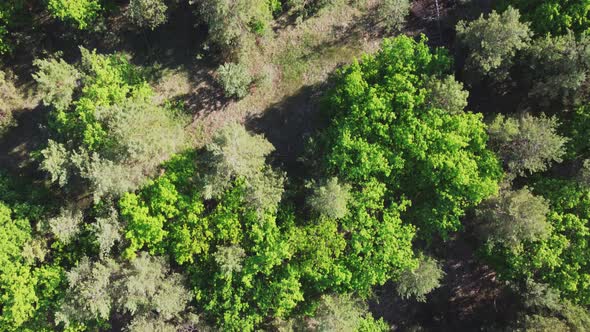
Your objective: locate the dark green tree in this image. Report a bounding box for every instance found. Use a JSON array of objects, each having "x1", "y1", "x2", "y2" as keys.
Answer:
[{"x1": 127, "y1": 0, "x2": 168, "y2": 30}]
